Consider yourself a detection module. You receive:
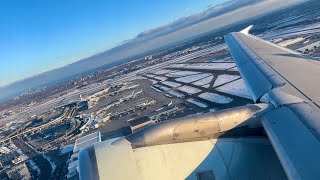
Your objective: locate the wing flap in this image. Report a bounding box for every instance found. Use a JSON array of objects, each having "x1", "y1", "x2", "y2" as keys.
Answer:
[{"x1": 262, "y1": 106, "x2": 320, "y2": 180}]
